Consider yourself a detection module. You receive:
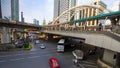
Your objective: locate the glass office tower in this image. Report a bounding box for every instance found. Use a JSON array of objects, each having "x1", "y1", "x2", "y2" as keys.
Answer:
[
  {"x1": 1, "y1": 0, "x2": 11, "y2": 20},
  {"x1": 54, "y1": 0, "x2": 76, "y2": 23},
  {"x1": 11, "y1": 0, "x2": 19, "y2": 21},
  {"x1": 1, "y1": 0, "x2": 19, "y2": 21}
]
